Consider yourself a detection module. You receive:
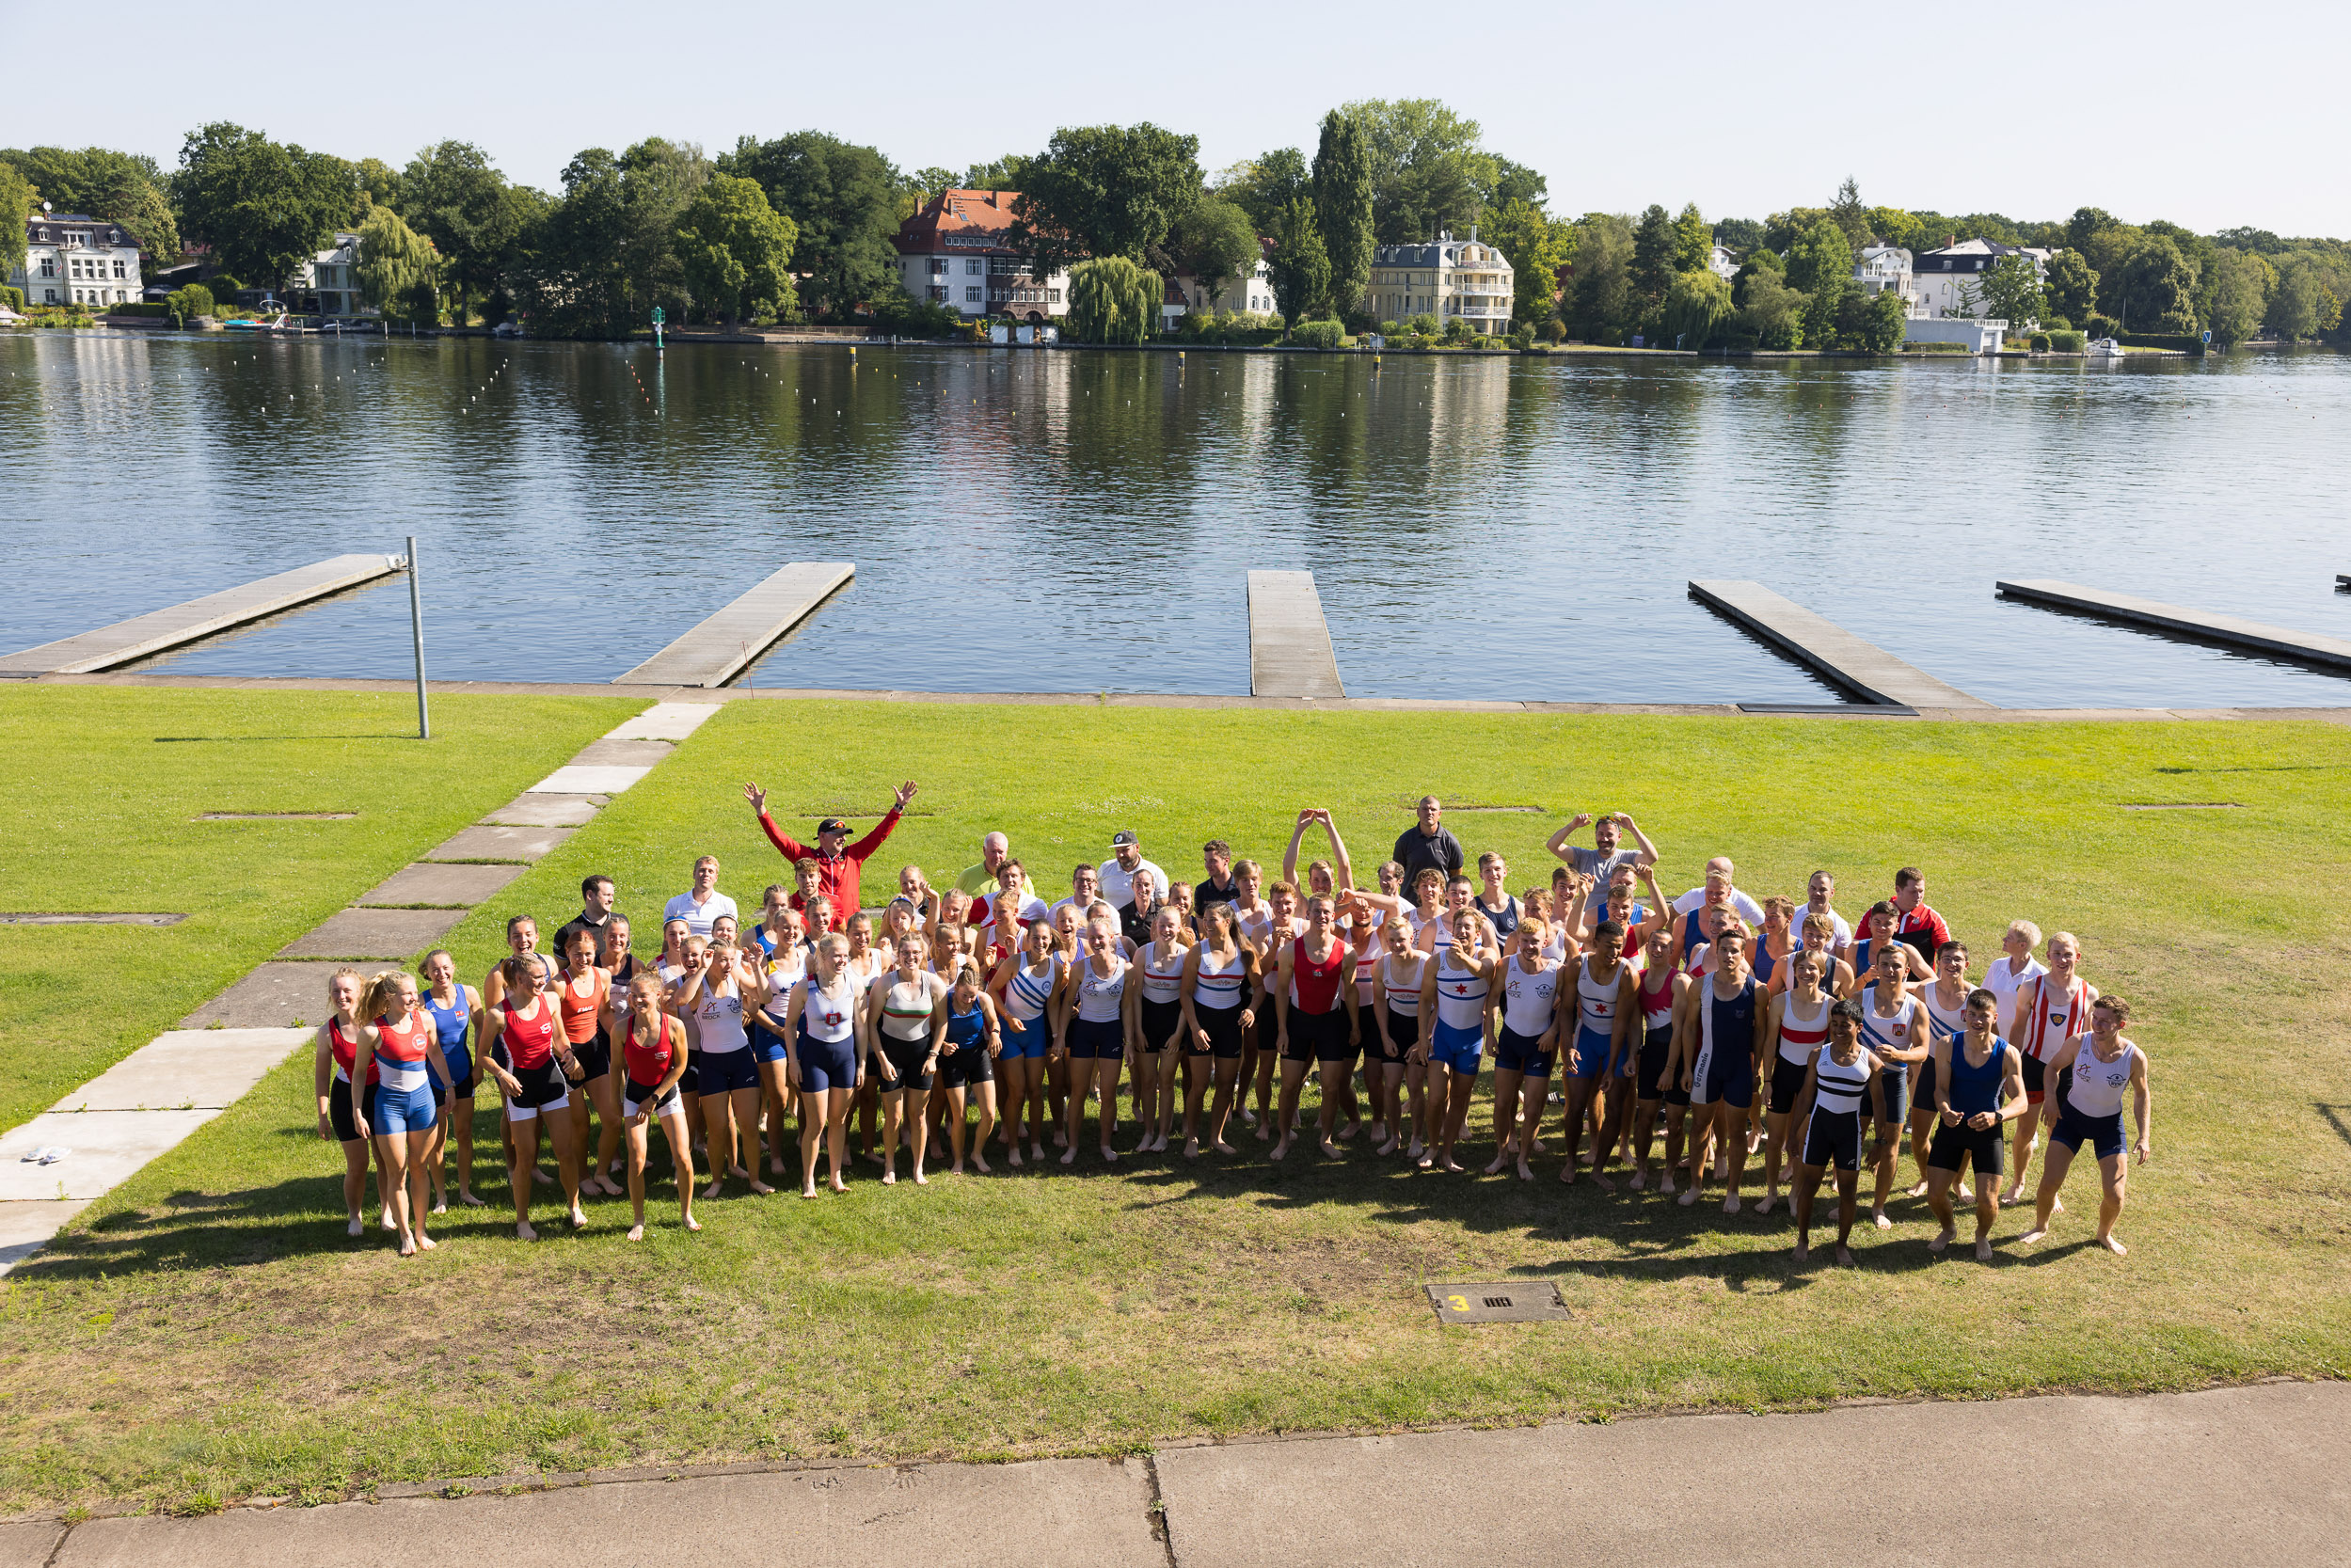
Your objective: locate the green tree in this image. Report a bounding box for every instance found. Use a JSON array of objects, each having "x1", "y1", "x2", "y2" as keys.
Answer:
[
  {"x1": 674, "y1": 172, "x2": 797, "y2": 329},
  {"x1": 0, "y1": 147, "x2": 182, "y2": 270},
  {"x1": 1674, "y1": 202, "x2": 1709, "y2": 272},
  {"x1": 961, "y1": 154, "x2": 1030, "y2": 191},
  {"x1": 1828, "y1": 176, "x2": 1869, "y2": 249},
  {"x1": 1731, "y1": 246, "x2": 1784, "y2": 307},
  {"x1": 1213, "y1": 149, "x2": 1305, "y2": 236},
  {"x1": 514, "y1": 141, "x2": 702, "y2": 340},
  {"x1": 0, "y1": 162, "x2": 32, "y2": 279},
  {"x1": 2202, "y1": 247, "x2": 2269, "y2": 346},
  {"x1": 720, "y1": 132, "x2": 902, "y2": 318},
  {"x1": 2265, "y1": 257, "x2": 2329, "y2": 340},
  {"x1": 171, "y1": 122, "x2": 354, "y2": 289},
  {"x1": 1167, "y1": 195, "x2": 1261, "y2": 316},
  {"x1": 898, "y1": 166, "x2": 958, "y2": 219},
  {"x1": 1009, "y1": 123, "x2": 1202, "y2": 272},
  {"x1": 1483, "y1": 198, "x2": 1565, "y2": 333},
  {"x1": 1311, "y1": 111, "x2": 1374, "y2": 325},
  {"x1": 1340, "y1": 99, "x2": 1495, "y2": 242},
  {"x1": 1857, "y1": 288, "x2": 1908, "y2": 354},
  {"x1": 1712, "y1": 215, "x2": 1766, "y2": 253},
  {"x1": 355, "y1": 204, "x2": 441, "y2": 322},
  {"x1": 1739, "y1": 274, "x2": 1806, "y2": 350},
  {"x1": 1866, "y1": 206, "x2": 1929, "y2": 256},
  {"x1": 1266, "y1": 197, "x2": 1330, "y2": 324},
  {"x1": 1564, "y1": 212, "x2": 1634, "y2": 341},
  {"x1": 354, "y1": 157, "x2": 403, "y2": 215},
  {"x1": 2041, "y1": 249, "x2": 2099, "y2": 325},
  {"x1": 1979, "y1": 252, "x2": 2044, "y2": 327},
  {"x1": 1660, "y1": 268, "x2": 1731, "y2": 349},
  {"x1": 400, "y1": 140, "x2": 524, "y2": 319},
  {"x1": 1065, "y1": 255, "x2": 1160, "y2": 343},
  {"x1": 1785, "y1": 219, "x2": 1851, "y2": 345},
  {"x1": 2111, "y1": 236, "x2": 2198, "y2": 333},
  {"x1": 1629, "y1": 203, "x2": 1676, "y2": 312},
  {"x1": 1485, "y1": 158, "x2": 1547, "y2": 213}
]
